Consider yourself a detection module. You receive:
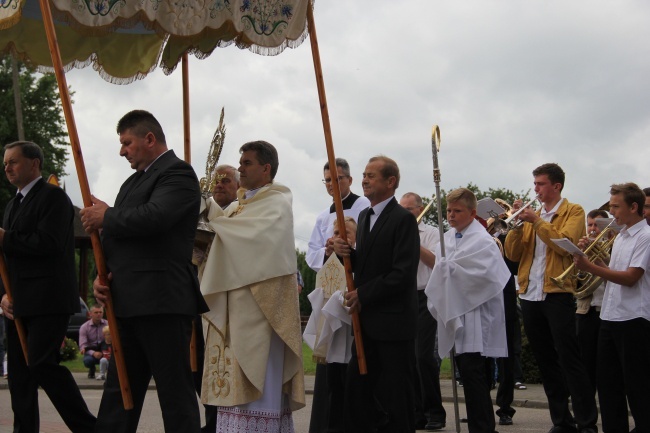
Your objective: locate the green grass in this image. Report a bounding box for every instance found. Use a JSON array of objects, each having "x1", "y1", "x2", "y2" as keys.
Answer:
[
  {"x1": 63, "y1": 345, "x2": 451, "y2": 377},
  {"x1": 302, "y1": 342, "x2": 317, "y2": 375},
  {"x1": 63, "y1": 344, "x2": 319, "y2": 375},
  {"x1": 61, "y1": 354, "x2": 86, "y2": 372},
  {"x1": 440, "y1": 358, "x2": 452, "y2": 379},
  {"x1": 301, "y1": 344, "x2": 453, "y2": 378}
]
